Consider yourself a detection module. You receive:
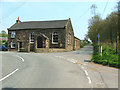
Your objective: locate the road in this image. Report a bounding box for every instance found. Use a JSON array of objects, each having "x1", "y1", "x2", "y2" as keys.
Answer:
[{"x1": 0, "y1": 44, "x2": 118, "y2": 88}]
